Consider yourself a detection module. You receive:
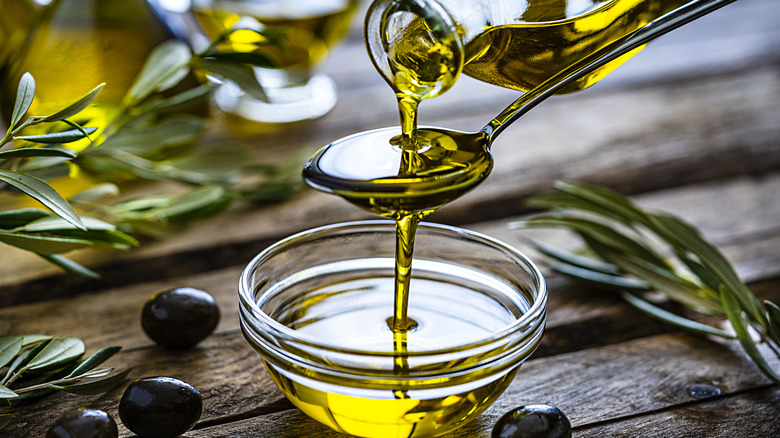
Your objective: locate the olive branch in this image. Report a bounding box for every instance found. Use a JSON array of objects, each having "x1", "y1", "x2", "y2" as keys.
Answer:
[
  {"x1": 0, "y1": 29, "x2": 303, "y2": 277},
  {"x1": 0, "y1": 335, "x2": 131, "y2": 431},
  {"x1": 510, "y1": 180, "x2": 780, "y2": 384}
]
